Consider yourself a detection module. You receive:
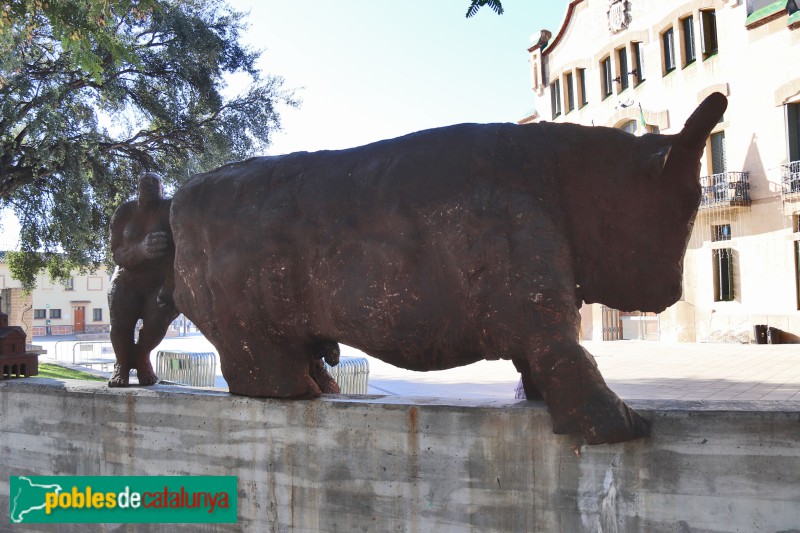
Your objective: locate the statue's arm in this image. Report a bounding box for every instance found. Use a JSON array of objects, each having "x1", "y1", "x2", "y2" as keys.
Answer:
[{"x1": 110, "y1": 203, "x2": 148, "y2": 268}]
